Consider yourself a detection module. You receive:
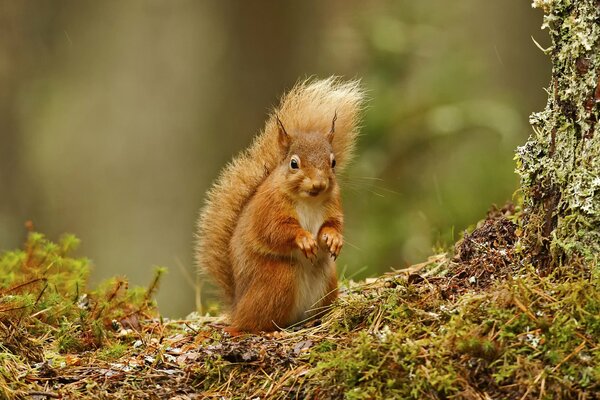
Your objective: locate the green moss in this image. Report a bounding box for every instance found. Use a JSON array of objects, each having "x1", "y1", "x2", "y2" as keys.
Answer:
[
  {"x1": 97, "y1": 342, "x2": 128, "y2": 361},
  {"x1": 292, "y1": 258, "x2": 600, "y2": 398},
  {"x1": 57, "y1": 332, "x2": 86, "y2": 354}
]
